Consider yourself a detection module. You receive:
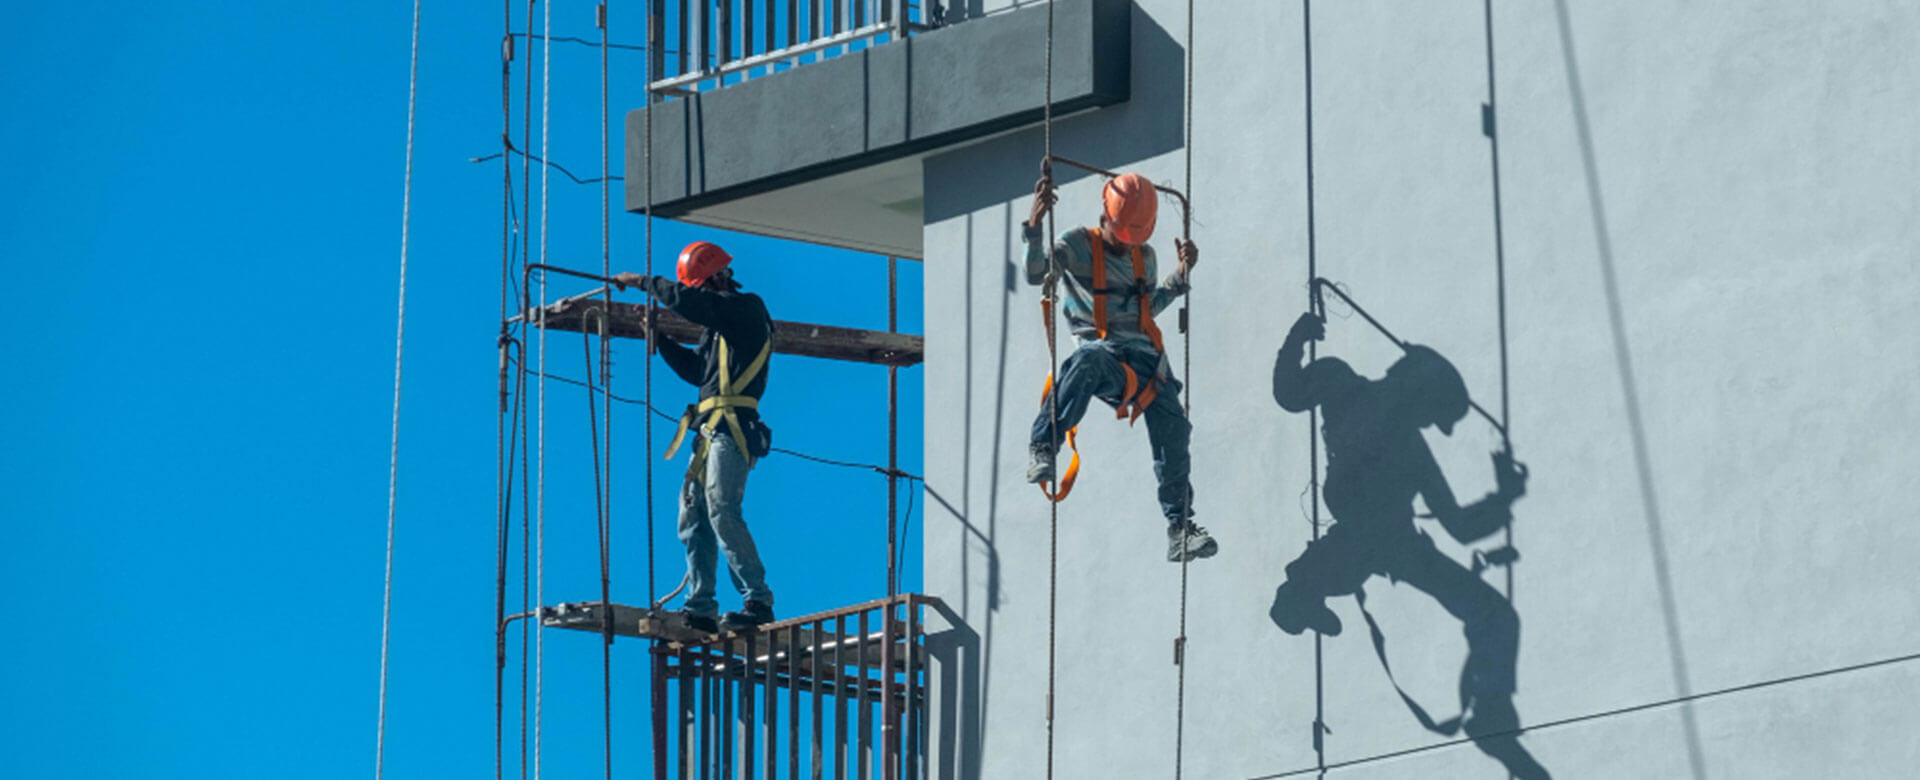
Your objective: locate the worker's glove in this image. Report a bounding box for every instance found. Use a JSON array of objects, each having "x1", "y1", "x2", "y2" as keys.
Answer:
[
  {"x1": 1285, "y1": 311, "x2": 1326, "y2": 349},
  {"x1": 1174, "y1": 237, "x2": 1199, "y2": 276},
  {"x1": 611, "y1": 271, "x2": 647, "y2": 291},
  {"x1": 1026, "y1": 174, "x2": 1057, "y2": 228},
  {"x1": 1492, "y1": 447, "x2": 1528, "y2": 501}
]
